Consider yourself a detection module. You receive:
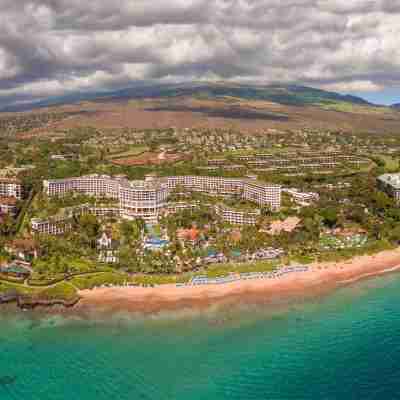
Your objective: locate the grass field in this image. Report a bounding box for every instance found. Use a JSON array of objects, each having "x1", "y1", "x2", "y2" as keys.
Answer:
[
  {"x1": 319, "y1": 101, "x2": 393, "y2": 115},
  {"x1": 378, "y1": 154, "x2": 399, "y2": 172},
  {"x1": 0, "y1": 280, "x2": 38, "y2": 295},
  {"x1": 205, "y1": 260, "x2": 279, "y2": 277},
  {"x1": 133, "y1": 274, "x2": 190, "y2": 286},
  {"x1": 70, "y1": 272, "x2": 134, "y2": 290},
  {"x1": 39, "y1": 282, "x2": 78, "y2": 301}
]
